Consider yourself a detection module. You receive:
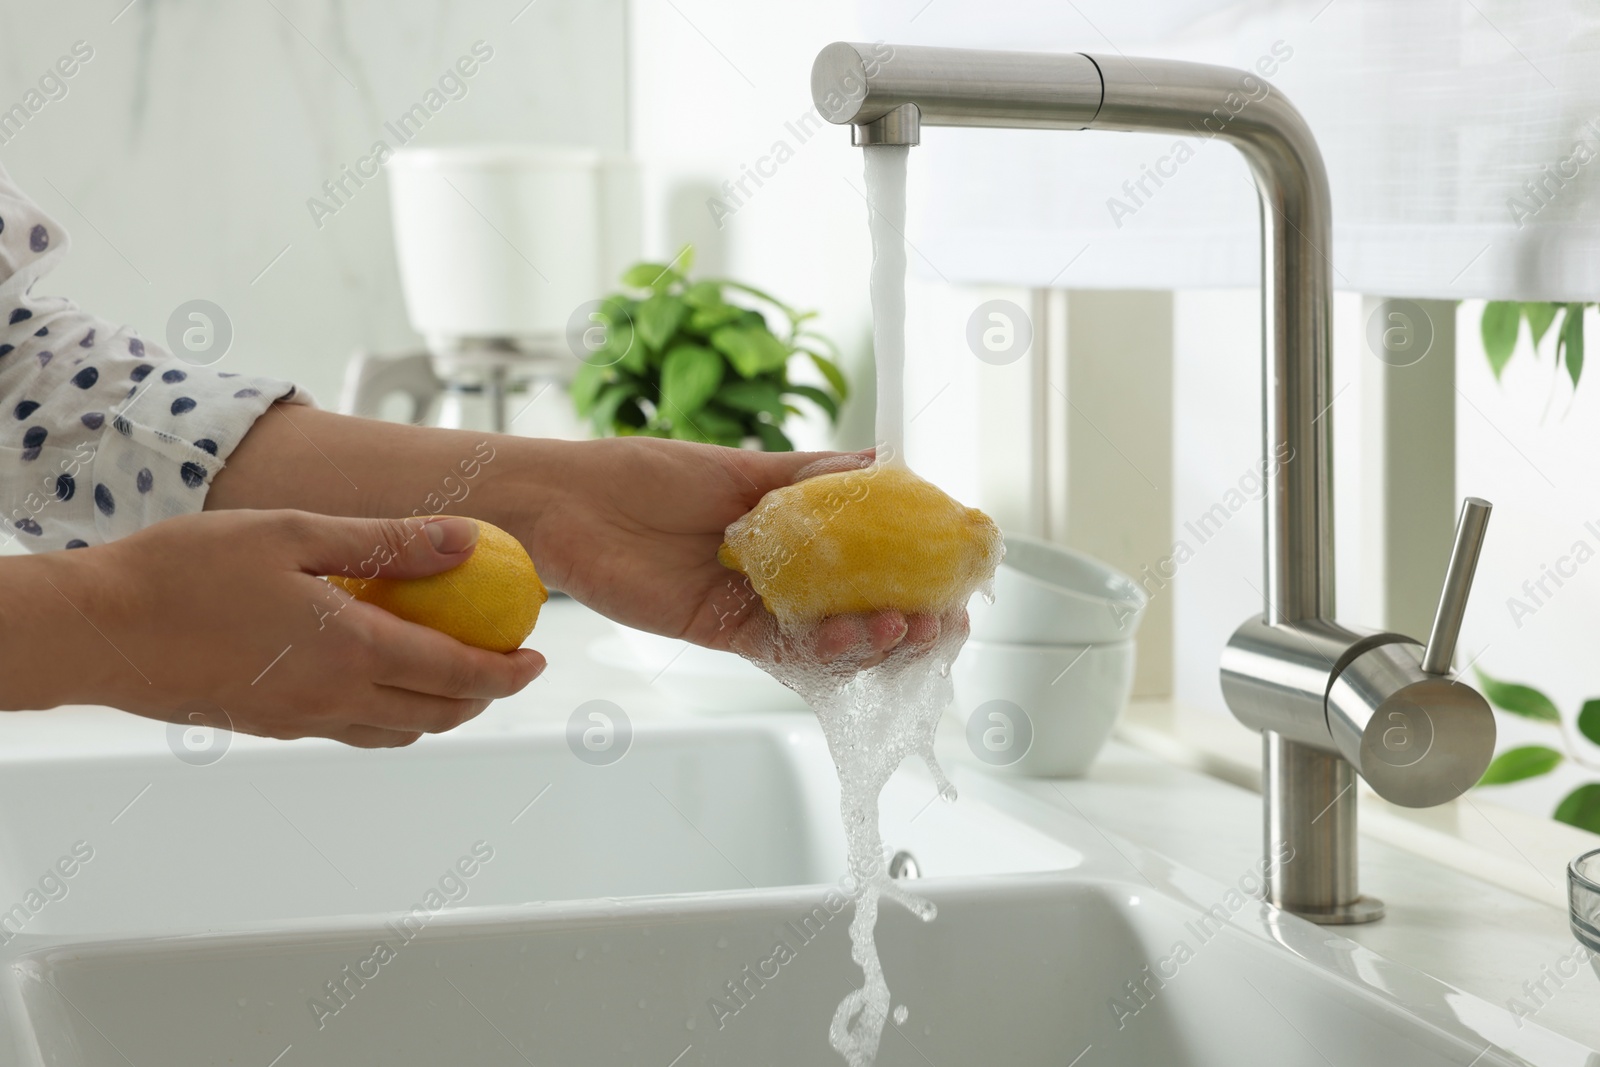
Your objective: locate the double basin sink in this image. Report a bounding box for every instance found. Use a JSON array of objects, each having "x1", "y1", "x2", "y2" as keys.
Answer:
[{"x1": 0, "y1": 711, "x2": 1591, "y2": 1065}]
